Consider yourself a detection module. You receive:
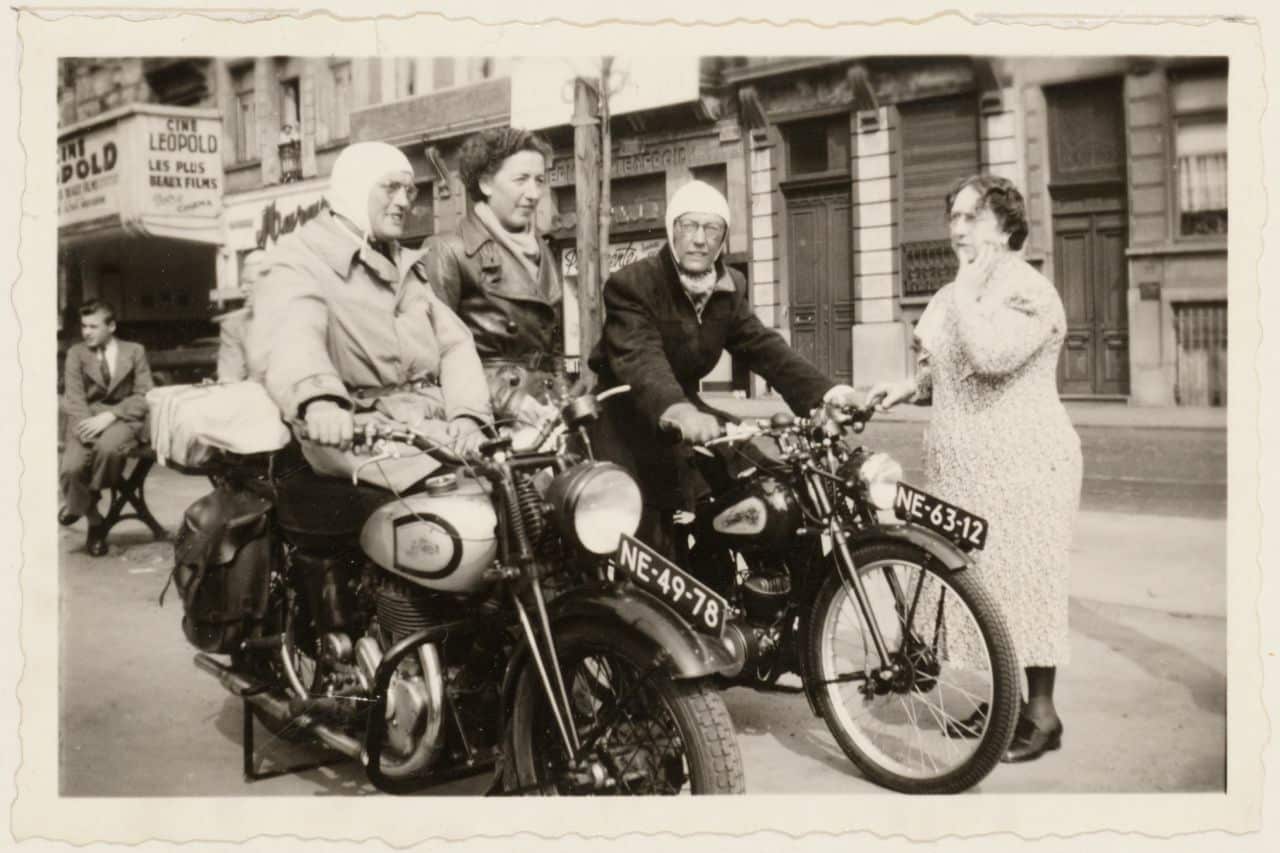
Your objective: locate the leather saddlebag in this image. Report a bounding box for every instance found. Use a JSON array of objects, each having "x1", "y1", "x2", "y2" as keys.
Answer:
[{"x1": 171, "y1": 483, "x2": 274, "y2": 654}]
